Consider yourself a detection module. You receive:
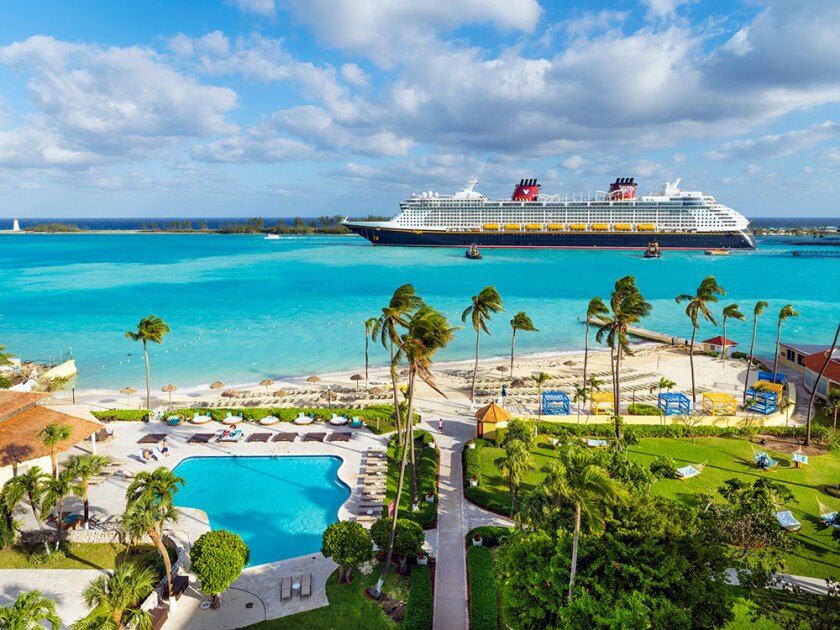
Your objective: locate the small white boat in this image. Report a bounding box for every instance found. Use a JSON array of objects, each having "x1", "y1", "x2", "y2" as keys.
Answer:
[{"x1": 264, "y1": 234, "x2": 281, "y2": 240}]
